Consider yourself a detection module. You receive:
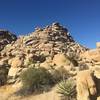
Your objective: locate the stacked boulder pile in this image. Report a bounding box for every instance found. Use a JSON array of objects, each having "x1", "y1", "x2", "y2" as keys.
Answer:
[
  {"x1": 2, "y1": 22, "x2": 100, "y2": 100},
  {"x1": 0, "y1": 23, "x2": 88, "y2": 86},
  {"x1": 0, "y1": 30, "x2": 17, "y2": 85}
]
